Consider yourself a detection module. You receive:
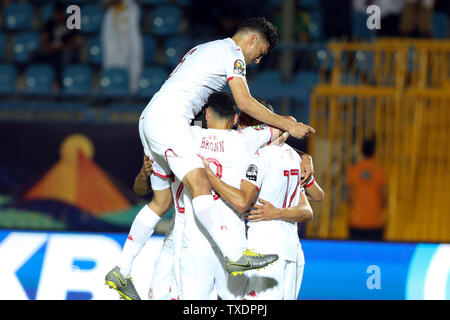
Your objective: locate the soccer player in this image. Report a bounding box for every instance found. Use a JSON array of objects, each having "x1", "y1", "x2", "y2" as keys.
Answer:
[
  {"x1": 178, "y1": 92, "x2": 282, "y2": 299},
  {"x1": 203, "y1": 100, "x2": 324, "y2": 300},
  {"x1": 137, "y1": 17, "x2": 316, "y2": 281},
  {"x1": 106, "y1": 151, "x2": 185, "y2": 300}
]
